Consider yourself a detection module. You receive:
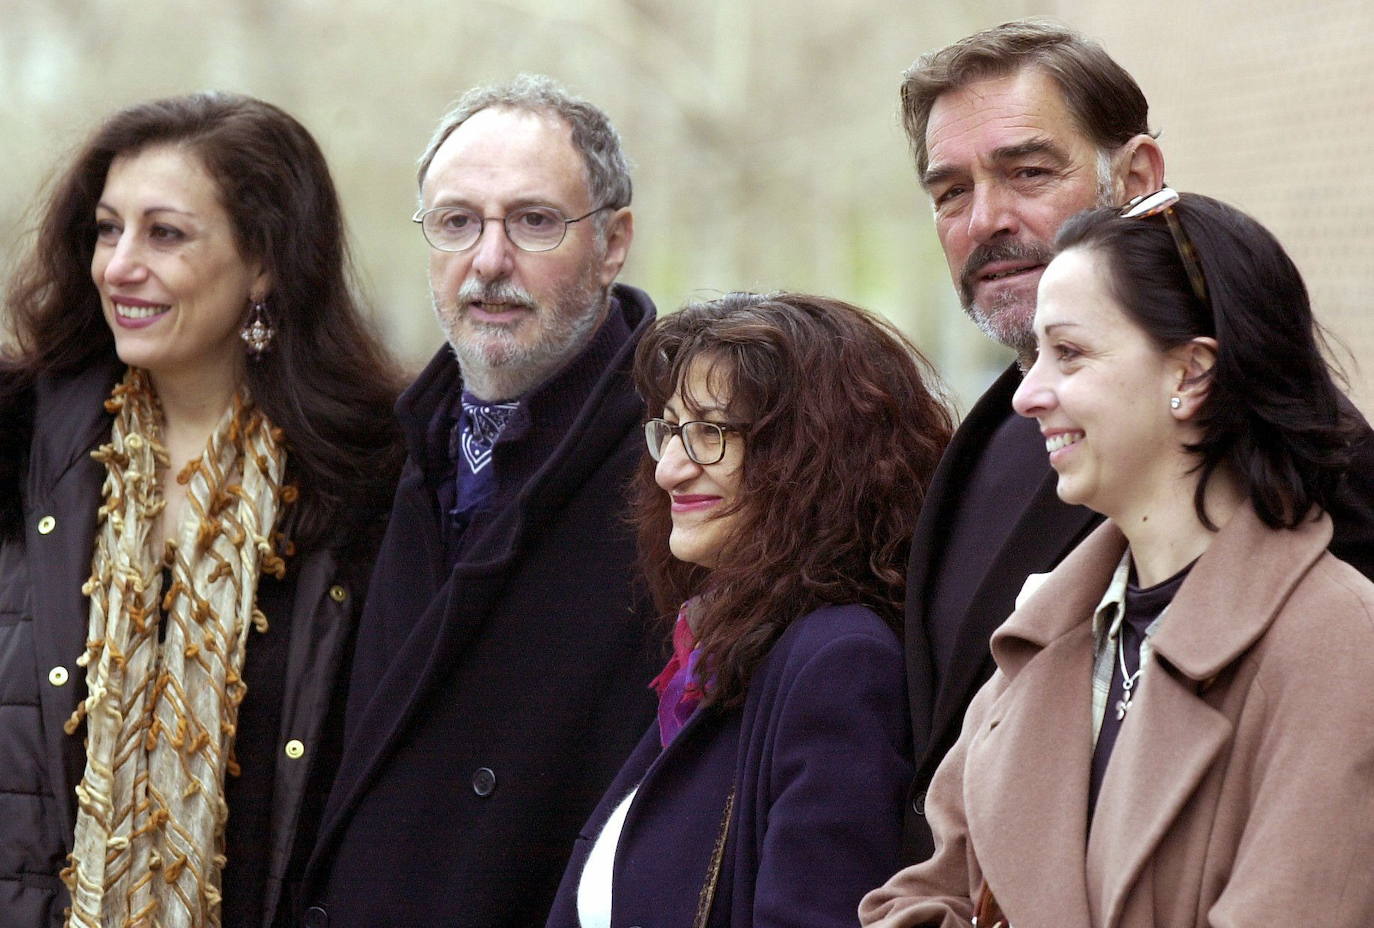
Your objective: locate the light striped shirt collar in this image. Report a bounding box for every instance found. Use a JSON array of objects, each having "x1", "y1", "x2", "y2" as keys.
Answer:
[{"x1": 1090, "y1": 549, "x2": 1169, "y2": 741}]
